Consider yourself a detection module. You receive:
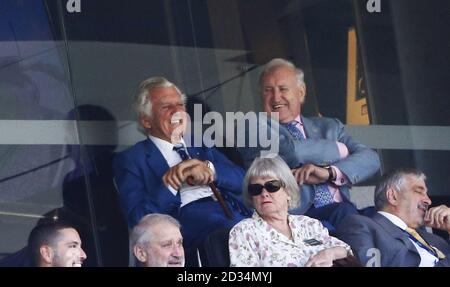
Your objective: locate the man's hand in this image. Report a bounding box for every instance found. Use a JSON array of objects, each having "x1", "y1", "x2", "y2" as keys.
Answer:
[
  {"x1": 162, "y1": 159, "x2": 203, "y2": 190},
  {"x1": 305, "y1": 247, "x2": 348, "y2": 267},
  {"x1": 425, "y1": 205, "x2": 450, "y2": 232},
  {"x1": 162, "y1": 159, "x2": 214, "y2": 190},
  {"x1": 292, "y1": 164, "x2": 329, "y2": 185},
  {"x1": 184, "y1": 161, "x2": 214, "y2": 187}
]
